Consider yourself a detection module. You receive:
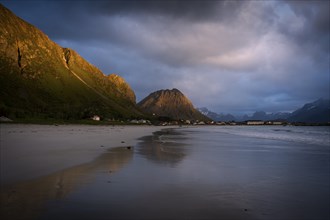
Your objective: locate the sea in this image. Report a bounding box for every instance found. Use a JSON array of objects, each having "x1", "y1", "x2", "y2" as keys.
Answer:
[{"x1": 2, "y1": 125, "x2": 330, "y2": 220}]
